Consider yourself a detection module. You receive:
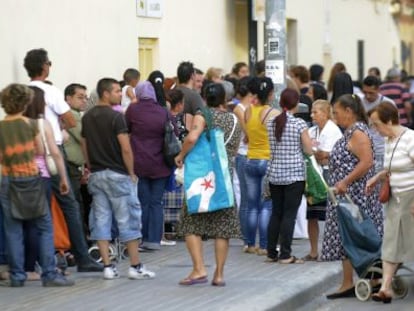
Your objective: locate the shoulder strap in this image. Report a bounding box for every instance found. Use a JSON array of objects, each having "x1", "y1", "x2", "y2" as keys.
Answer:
[
  {"x1": 224, "y1": 113, "x2": 238, "y2": 146},
  {"x1": 261, "y1": 107, "x2": 274, "y2": 124},
  {"x1": 388, "y1": 130, "x2": 407, "y2": 172},
  {"x1": 38, "y1": 119, "x2": 51, "y2": 156}
]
